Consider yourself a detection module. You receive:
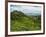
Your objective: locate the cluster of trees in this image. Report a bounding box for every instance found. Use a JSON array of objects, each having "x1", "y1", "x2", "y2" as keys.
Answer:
[{"x1": 11, "y1": 10, "x2": 25, "y2": 20}]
